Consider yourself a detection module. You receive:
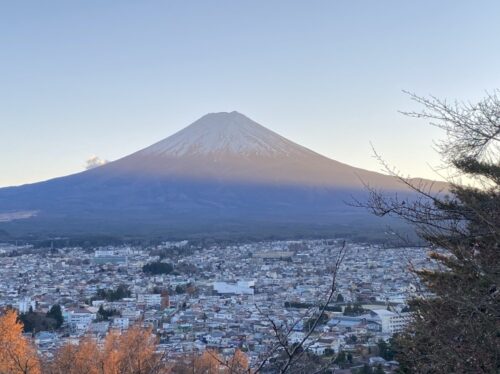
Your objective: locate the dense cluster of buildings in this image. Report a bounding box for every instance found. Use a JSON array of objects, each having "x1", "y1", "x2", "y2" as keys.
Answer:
[{"x1": 0, "y1": 240, "x2": 433, "y2": 371}]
